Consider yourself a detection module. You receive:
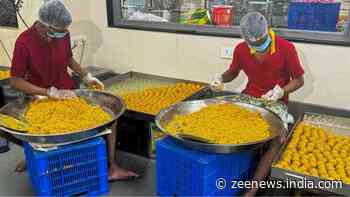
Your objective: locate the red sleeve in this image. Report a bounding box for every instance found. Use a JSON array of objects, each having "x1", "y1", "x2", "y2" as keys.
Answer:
[
  {"x1": 285, "y1": 43, "x2": 304, "y2": 79},
  {"x1": 67, "y1": 33, "x2": 73, "y2": 58},
  {"x1": 228, "y1": 45, "x2": 242, "y2": 75},
  {"x1": 11, "y1": 41, "x2": 29, "y2": 78}
]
